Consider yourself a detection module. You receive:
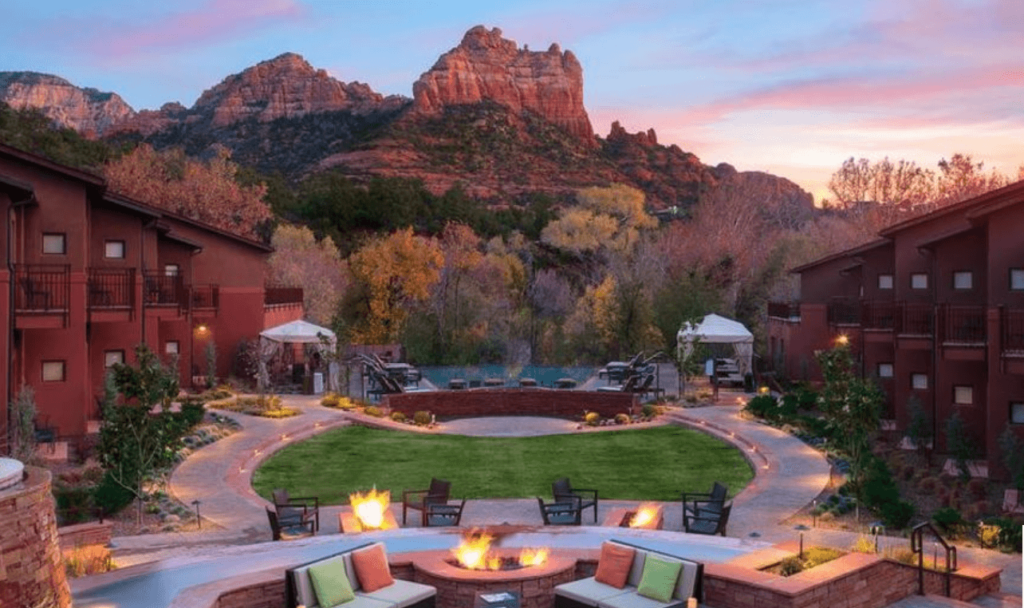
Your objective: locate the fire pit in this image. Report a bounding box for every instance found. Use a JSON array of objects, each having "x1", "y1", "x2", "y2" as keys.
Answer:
[
  {"x1": 339, "y1": 487, "x2": 399, "y2": 533},
  {"x1": 602, "y1": 503, "x2": 664, "y2": 530},
  {"x1": 452, "y1": 529, "x2": 550, "y2": 571}
]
